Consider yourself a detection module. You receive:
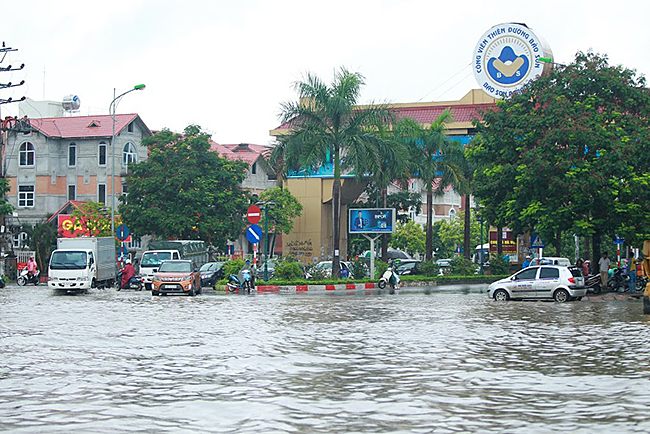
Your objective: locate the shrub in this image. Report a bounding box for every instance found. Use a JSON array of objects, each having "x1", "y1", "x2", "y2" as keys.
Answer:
[
  {"x1": 223, "y1": 259, "x2": 245, "y2": 277},
  {"x1": 488, "y1": 253, "x2": 510, "y2": 275},
  {"x1": 374, "y1": 260, "x2": 388, "y2": 279},
  {"x1": 304, "y1": 264, "x2": 327, "y2": 280},
  {"x1": 449, "y1": 257, "x2": 477, "y2": 275},
  {"x1": 419, "y1": 260, "x2": 440, "y2": 277},
  {"x1": 351, "y1": 259, "x2": 368, "y2": 279},
  {"x1": 274, "y1": 260, "x2": 305, "y2": 280}
]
